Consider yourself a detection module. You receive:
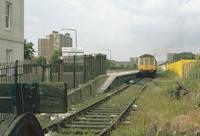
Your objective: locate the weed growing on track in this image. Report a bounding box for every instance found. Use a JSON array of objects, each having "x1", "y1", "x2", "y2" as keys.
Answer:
[
  {"x1": 111, "y1": 71, "x2": 200, "y2": 136},
  {"x1": 158, "y1": 70, "x2": 177, "y2": 79},
  {"x1": 70, "y1": 84, "x2": 128, "y2": 110}
]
